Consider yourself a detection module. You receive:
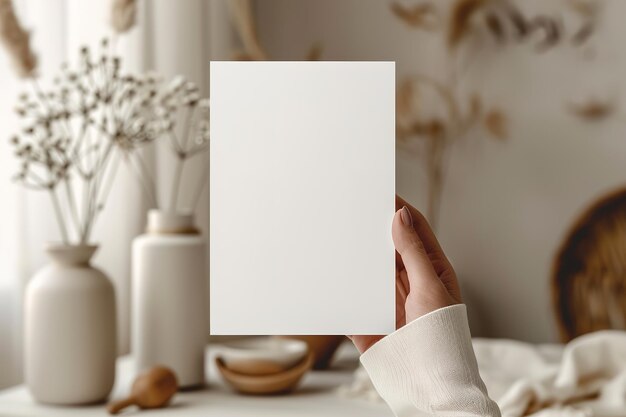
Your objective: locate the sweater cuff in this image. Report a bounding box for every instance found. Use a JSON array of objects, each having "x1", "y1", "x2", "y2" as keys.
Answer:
[{"x1": 360, "y1": 304, "x2": 500, "y2": 416}]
